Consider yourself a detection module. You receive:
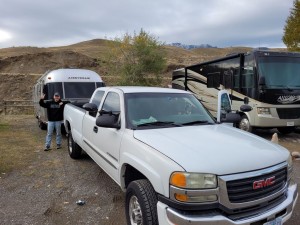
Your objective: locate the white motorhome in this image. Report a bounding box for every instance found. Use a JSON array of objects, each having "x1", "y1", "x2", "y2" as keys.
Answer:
[
  {"x1": 33, "y1": 68, "x2": 105, "y2": 130},
  {"x1": 172, "y1": 50, "x2": 300, "y2": 134}
]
